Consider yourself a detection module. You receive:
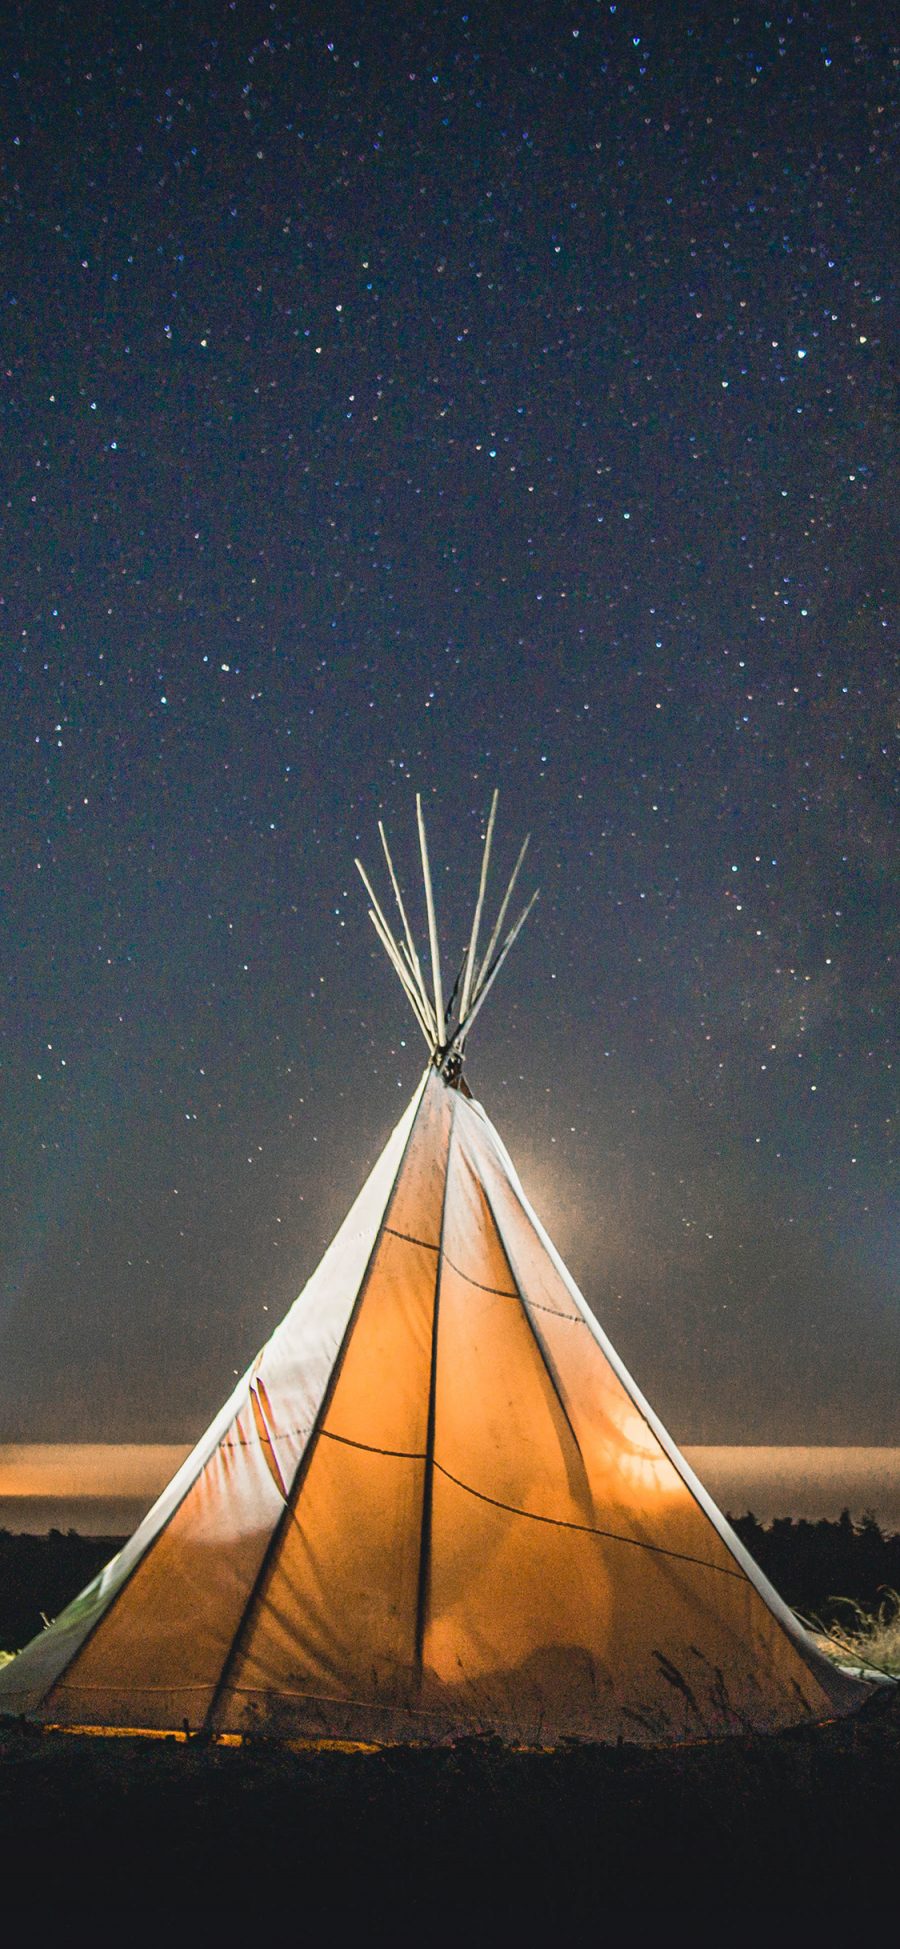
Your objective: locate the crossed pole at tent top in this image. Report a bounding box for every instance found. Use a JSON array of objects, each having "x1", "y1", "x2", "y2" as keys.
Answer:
[{"x1": 355, "y1": 791, "x2": 539, "y2": 1075}]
